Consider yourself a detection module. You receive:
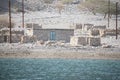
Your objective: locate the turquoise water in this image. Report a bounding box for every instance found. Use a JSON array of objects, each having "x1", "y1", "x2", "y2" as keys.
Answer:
[{"x1": 0, "y1": 59, "x2": 120, "y2": 80}]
